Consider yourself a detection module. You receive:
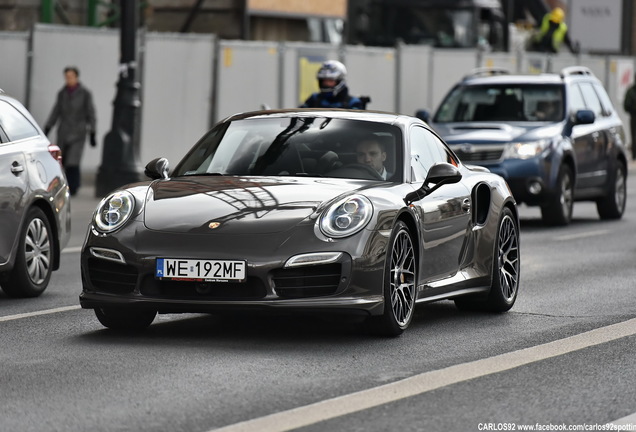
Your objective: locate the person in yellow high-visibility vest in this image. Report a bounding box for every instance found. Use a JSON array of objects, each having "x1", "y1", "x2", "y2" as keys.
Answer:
[{"x1": 532, "y1": 7, "x2": 576, "y2": 53}]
